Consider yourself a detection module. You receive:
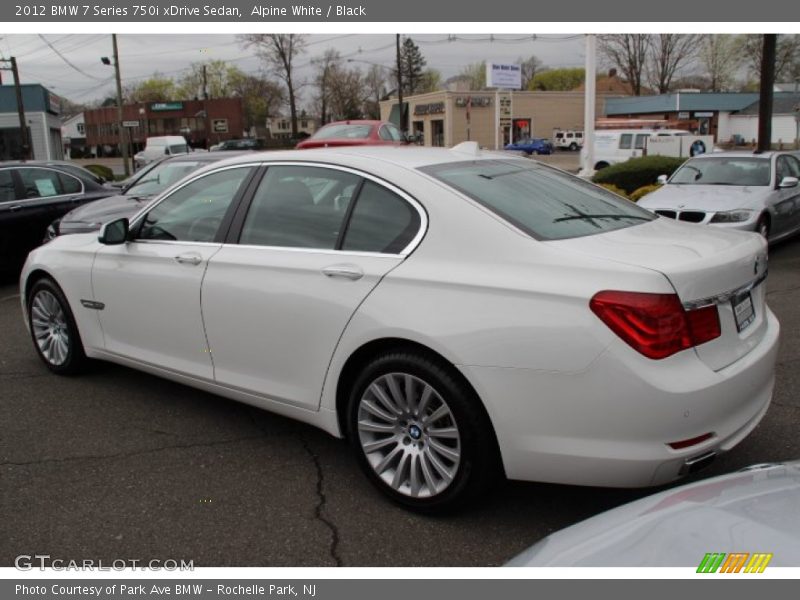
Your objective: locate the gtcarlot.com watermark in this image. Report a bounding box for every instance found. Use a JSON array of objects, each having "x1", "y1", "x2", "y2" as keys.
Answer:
[{"x1": 15, "y1": 554, "x2": 194, "y2": 571}]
